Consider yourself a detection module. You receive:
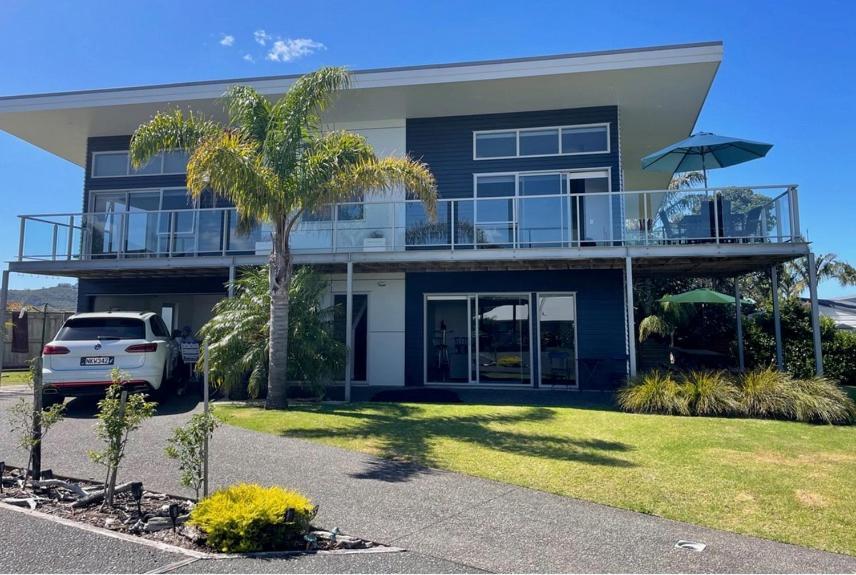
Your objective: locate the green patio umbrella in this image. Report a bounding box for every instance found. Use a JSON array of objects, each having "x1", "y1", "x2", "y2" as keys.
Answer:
[
  {"x1": 658, "y1": 287, "x2": 749, "y2": 371},
  {"x1": 659, "y1": 288, "x2": 736, "y2": 305}
]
